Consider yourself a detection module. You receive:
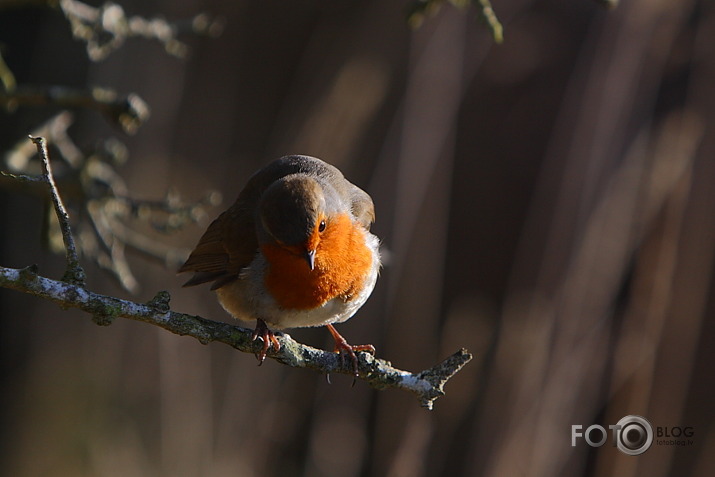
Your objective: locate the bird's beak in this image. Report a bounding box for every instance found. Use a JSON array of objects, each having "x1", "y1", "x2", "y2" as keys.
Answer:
[{"x1": 304, "y1": 249, "x2": 316, "y2": 271}]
